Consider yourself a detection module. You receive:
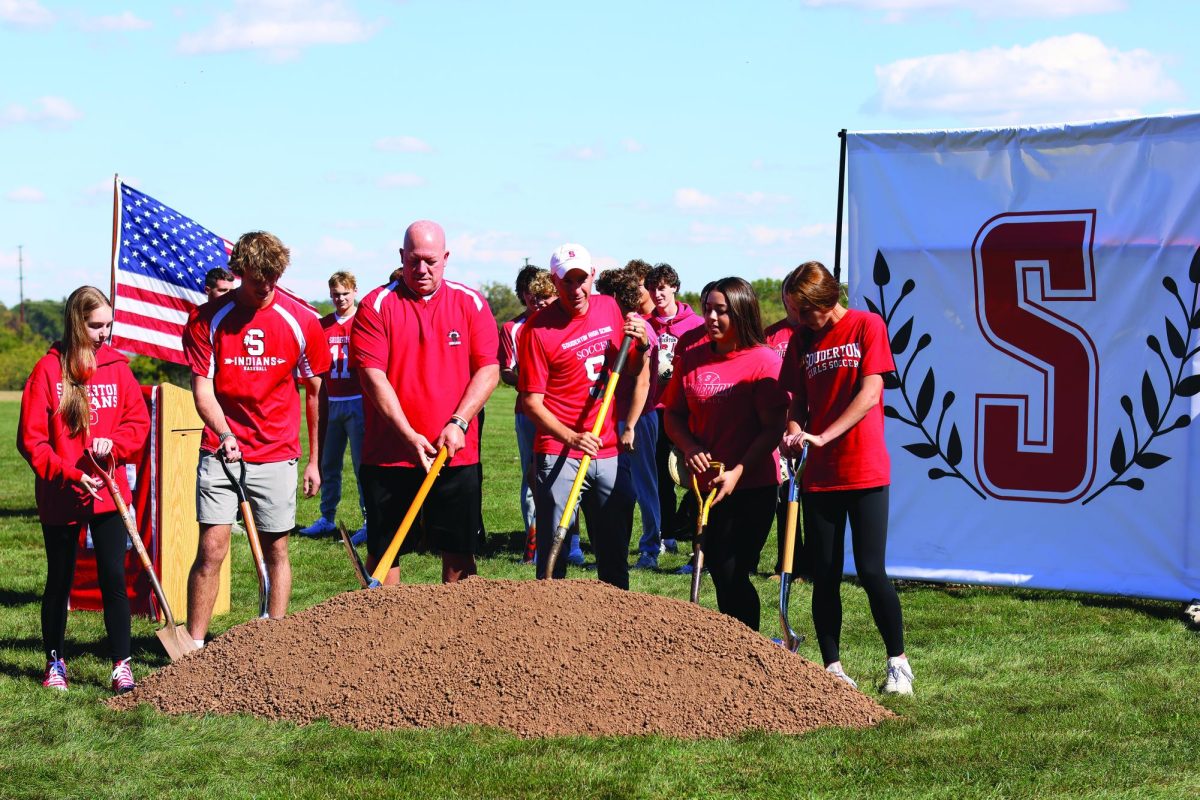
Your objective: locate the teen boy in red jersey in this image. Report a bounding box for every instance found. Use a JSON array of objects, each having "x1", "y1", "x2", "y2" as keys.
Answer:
[
  {"x1": 299, "y1": 271, "x2": 367, "y2": 544},
  {"x1": 518, "y1": 243, "x2": 649, "y2": 587},
  {"x1": 182, "y1": 231, "x2": 329, "y2": 646},
  {"x1": 350, "y1": 220, "x2": 499, "y2": 584}
]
